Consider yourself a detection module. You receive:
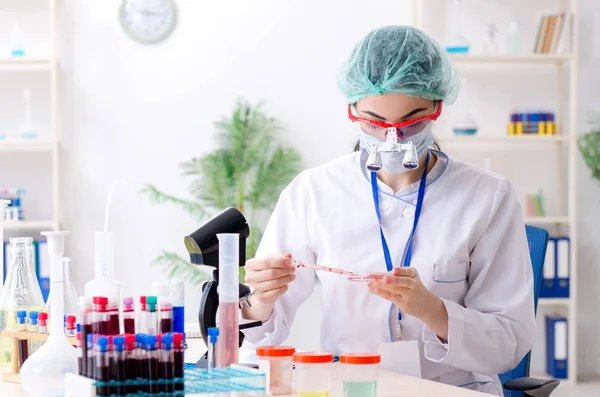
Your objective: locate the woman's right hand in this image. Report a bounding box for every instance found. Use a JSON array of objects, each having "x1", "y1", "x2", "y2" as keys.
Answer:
[{"x1": 242, "y1": 253, "x2": 296, "y2": 322}]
